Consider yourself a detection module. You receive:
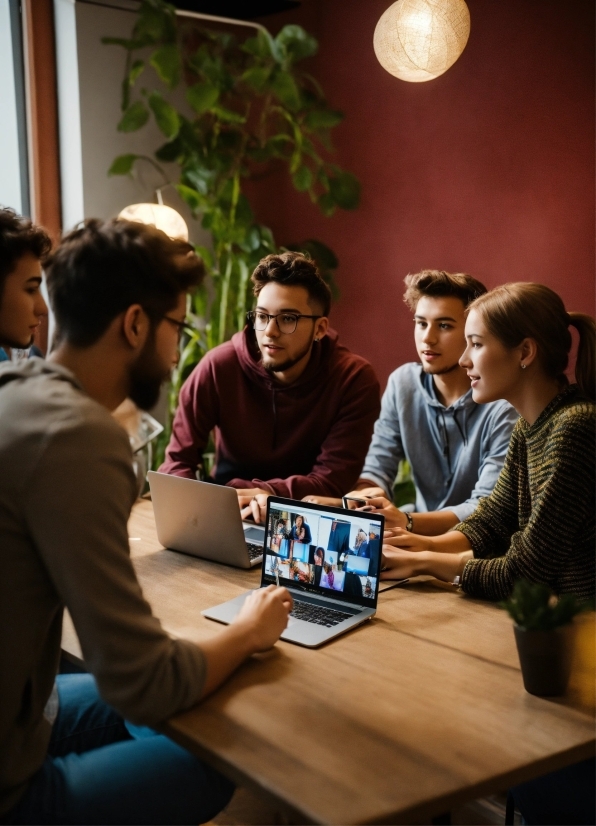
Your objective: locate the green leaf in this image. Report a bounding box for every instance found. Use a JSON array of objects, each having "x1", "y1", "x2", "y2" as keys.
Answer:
[
  {"x1": 270, "y1": 70, "x2": 301, "y2": 110},
  {"x1": 150, "y1": 44, "x2": 181, "y2": 89},
  {"x1": 175, "y1": 184, "x2": 204, "y2": 213},
  {"x1": 276, "y1": 25, "x2": 318, "y2": 62},
  {"x1": 186, "y1": 82, "x2": 220, "y2": 114},
  {"x1": 212, "y1": 105, "x2": 246, "y2": 124},
  {"x1": 101, "y1": 36, "x2": 135, "y2": 48},
  {"x1": 296, "y1": 238, "x2": 339, "y2": 269},
  {"x1": 117, "y1": 100, "x2": 150, "y2": 132},
  {"x1": 148, "y1": 91, "x2": 180, "y2": 140},
  {"x1": 129, "y1": 59, "x2": 145, "y2": 86},
  {"x1": 304, "y1": 109, "x2": 344, "y2": 130},
  {"x1": 318, "y1": 192, "x2": 336, "y2": 216},
  {"x1": 133, "y1": 4, "x2": 176, "y2": 45},
  {"x1": 328, "y1": 171, "x2": 361, "y2": 209},
  {"x1": 155, "y1": 137, "x2": 181, "y2": 162},
  {"x1": 194, "y1": 245, "x2": 214, "y2": 270},
  {"x1": 242, "y1": 66, "x2": 271, "y2": 92},
  {"x1": 107, "y1": 154, "x2": 139, "y2": 176},
  {"x1": 121, "y1": 59, "x2": 146, "y2": 111},
  {"x1": 292, "y1": 165, "x2": 313, "y2": 192},
  {"x1": 498, "y1": 579, "x2": 593, "y2": 630},
  {"x1": 242, "y1": 29, "x2": 282, "y2": 62}
]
